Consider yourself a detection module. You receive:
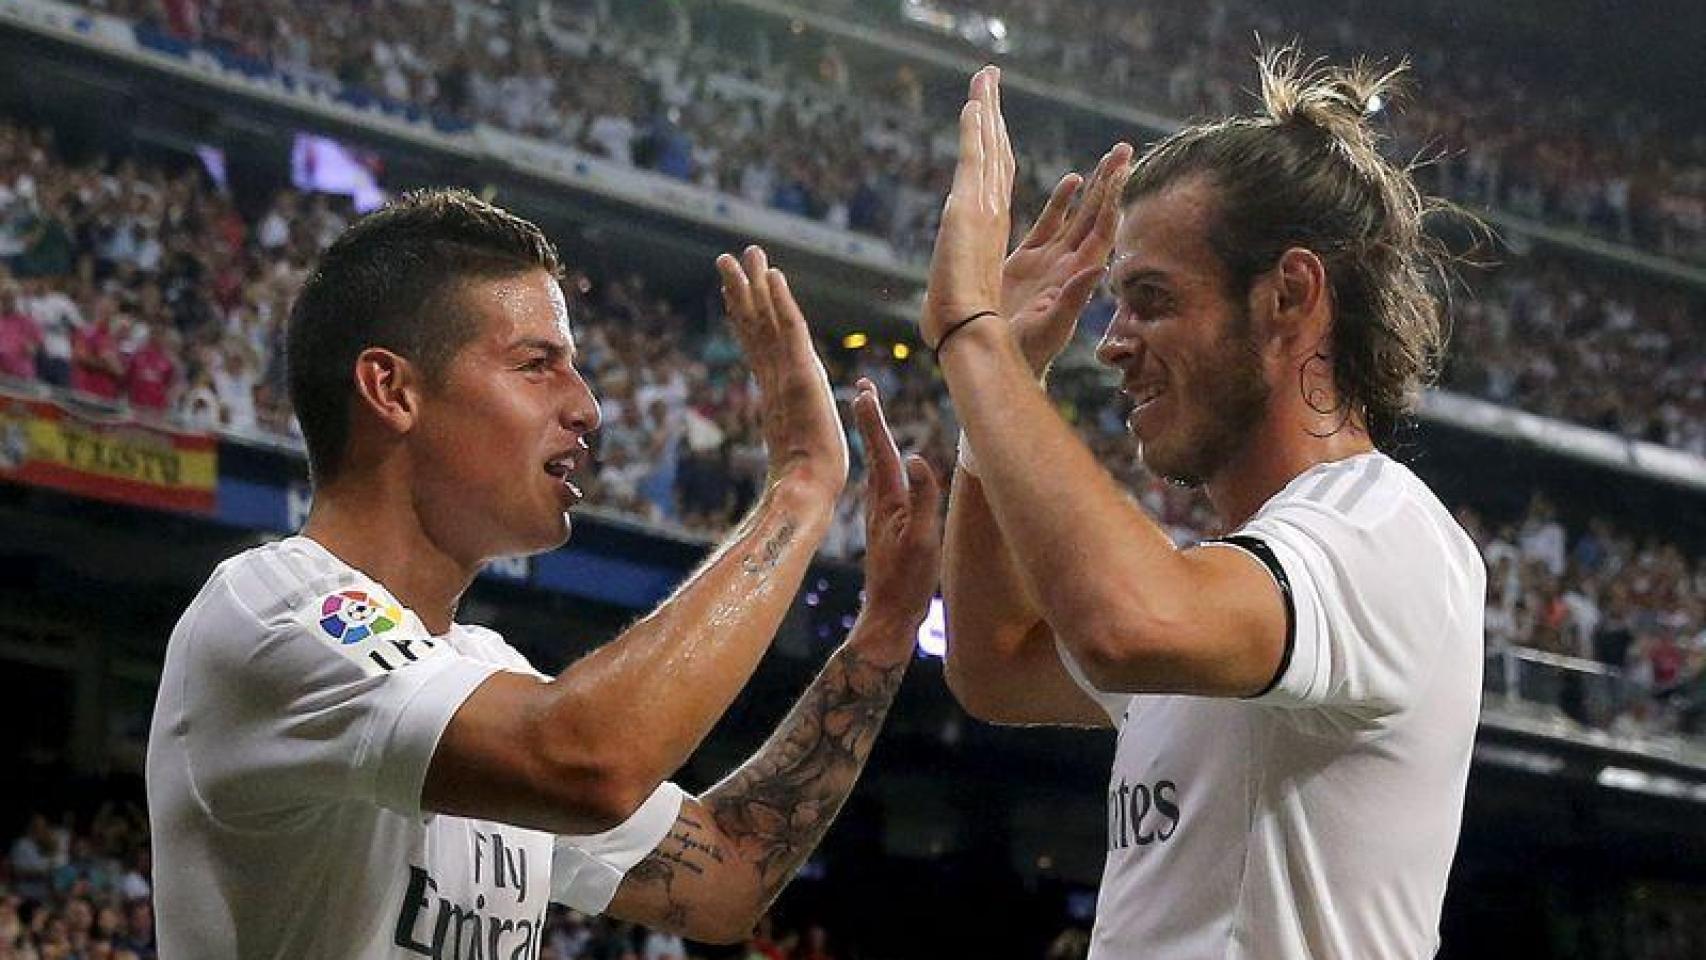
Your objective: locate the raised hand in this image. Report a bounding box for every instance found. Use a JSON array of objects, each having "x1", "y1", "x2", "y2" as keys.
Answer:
[
  {"x1": 921, "y1": 66, "x2": 1016, "y2": 349},
  {"x1": 850, "y1": 378, "x2": 943, "y2": 644},
  {"x1": 1003, "y1": 142, "x2": 1133, "y2": 377},
  {"x1": 717, "y1": 246, "x2": 848, "y2": 499}
]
